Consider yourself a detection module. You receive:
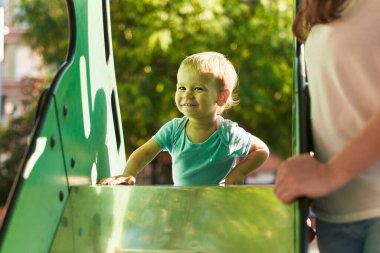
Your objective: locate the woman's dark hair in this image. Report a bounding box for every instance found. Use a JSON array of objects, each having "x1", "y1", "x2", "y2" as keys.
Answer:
[{"x1": 293, "y1": 0, "x2": 348, "y2": 42}]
